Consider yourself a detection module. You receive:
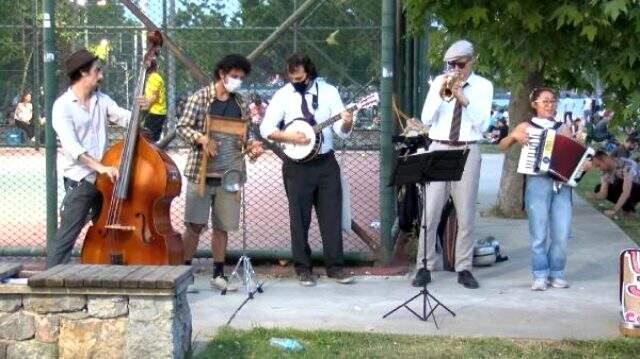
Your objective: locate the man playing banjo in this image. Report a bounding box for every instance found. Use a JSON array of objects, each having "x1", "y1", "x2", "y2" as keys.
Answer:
[{"x1": 260, "y1": 53, "x2": 354, "y2": 286}]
